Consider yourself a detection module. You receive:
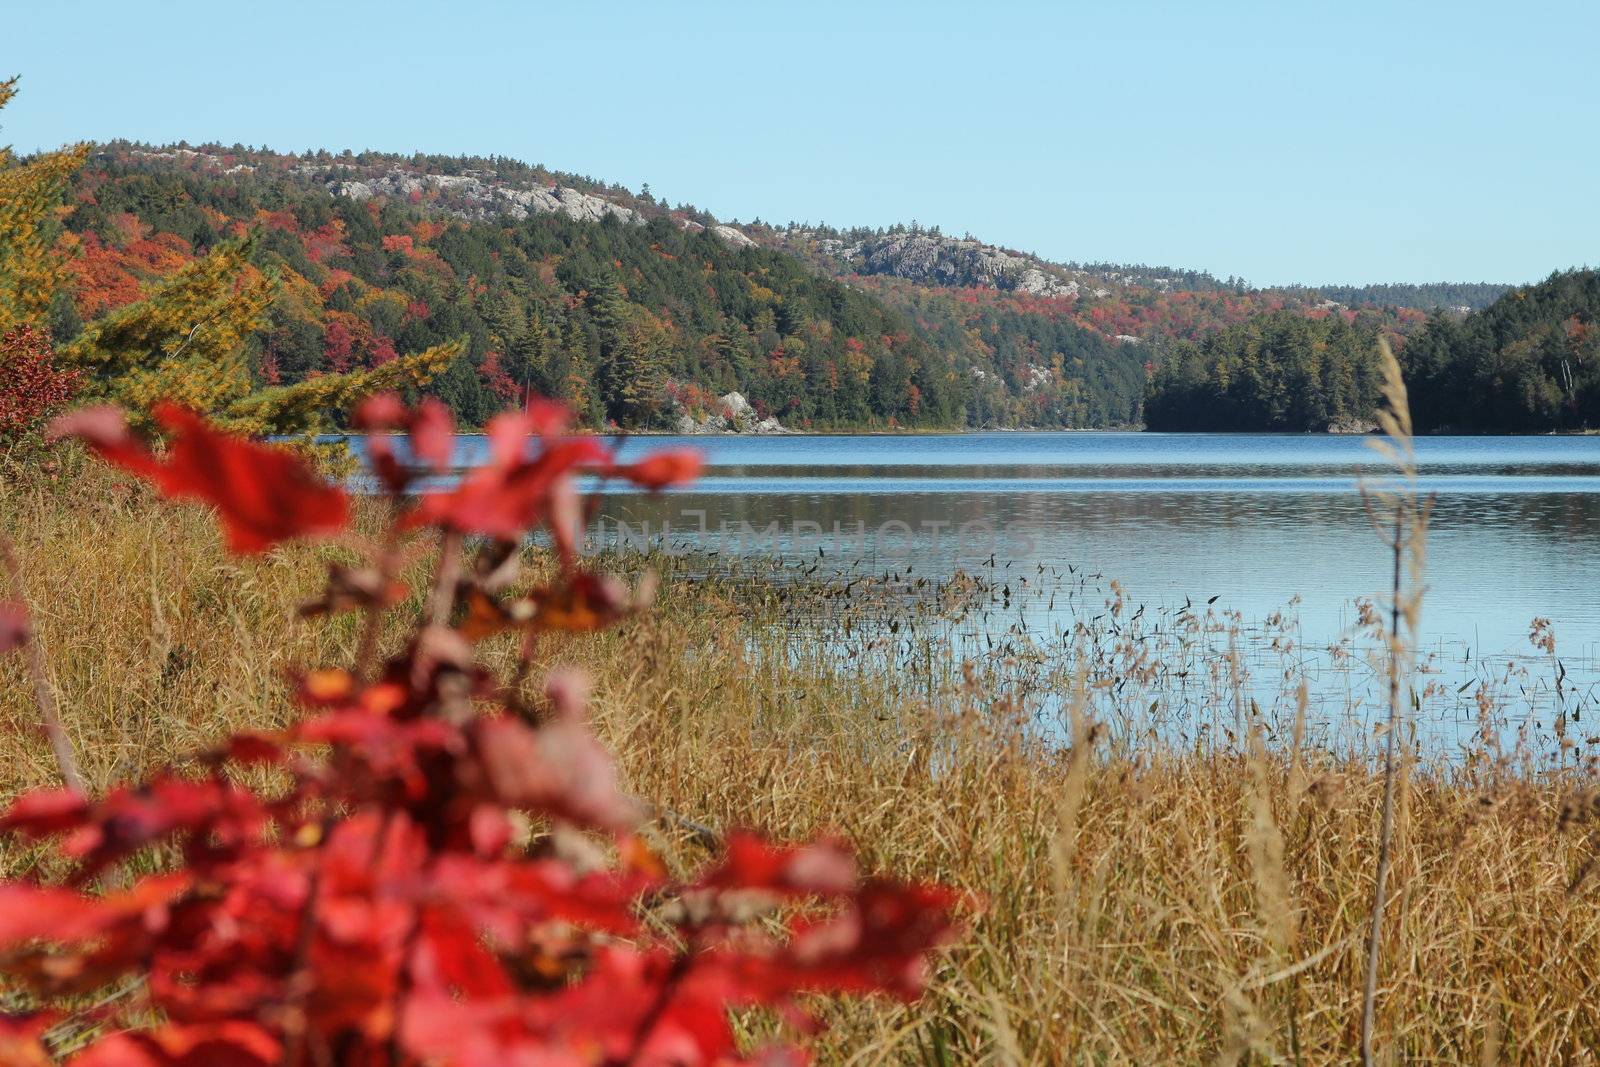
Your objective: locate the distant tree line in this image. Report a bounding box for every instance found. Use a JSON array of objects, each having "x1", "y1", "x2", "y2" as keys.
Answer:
[
  {"x1": 1295, "y1": 281, "x2": 1509, "y2": 312},
  {"x1": 1400, "y1": 270, "x2": 1600, "y2": 432},
  {"x1": 1143, "y1": 313, "x2": 1384, "y2": 432},
  {"x1": 1146, "y1": 271, "x2": 1600, "y2": 433}
]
